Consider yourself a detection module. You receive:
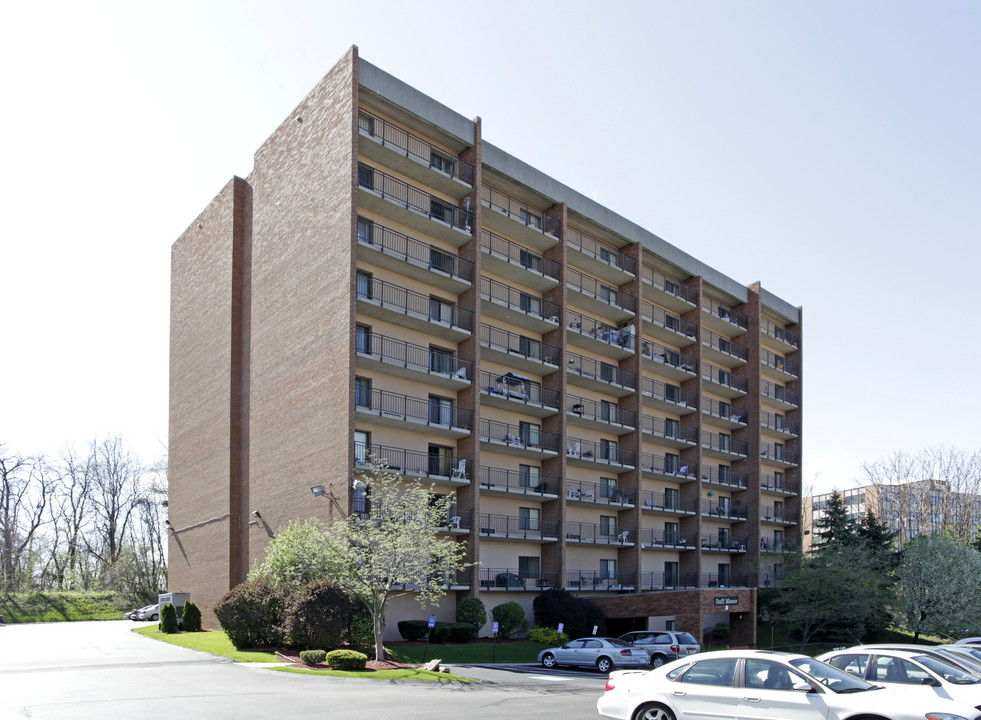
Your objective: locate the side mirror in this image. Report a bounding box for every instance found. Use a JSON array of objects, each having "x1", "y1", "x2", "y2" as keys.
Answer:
[
  {"x1": 793, "y1": 681, "x2": 815, "y2": 692},
  {"x1": 561, "y1": 644, "x2": 570, "y2": 649},
  {"x1": 920, "y1": 677, "x2": 941, "y2": 687}
]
